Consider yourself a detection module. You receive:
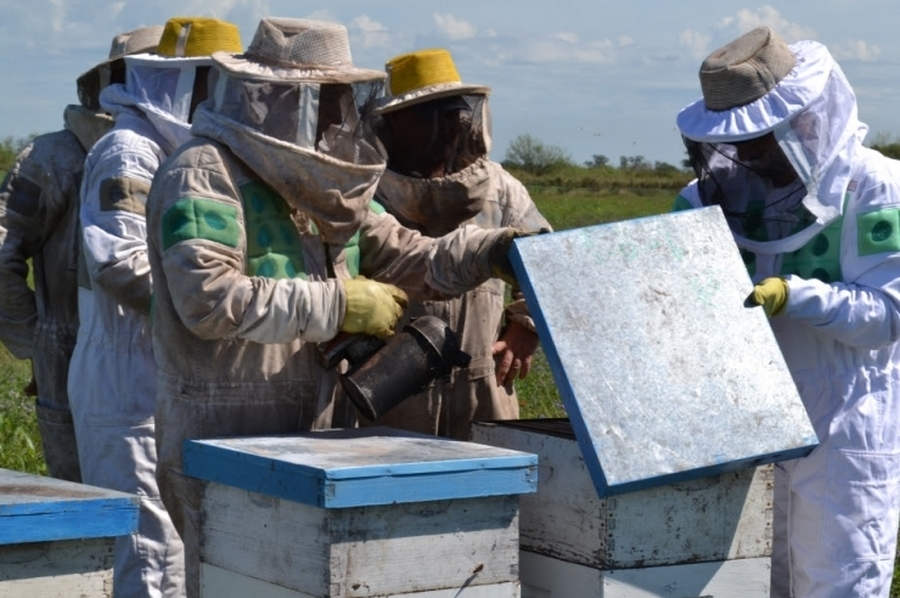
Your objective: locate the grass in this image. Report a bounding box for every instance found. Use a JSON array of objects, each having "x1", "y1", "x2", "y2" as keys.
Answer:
[{"x1": 0, "y1": 345, "x2": 44, "y2": 474}]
